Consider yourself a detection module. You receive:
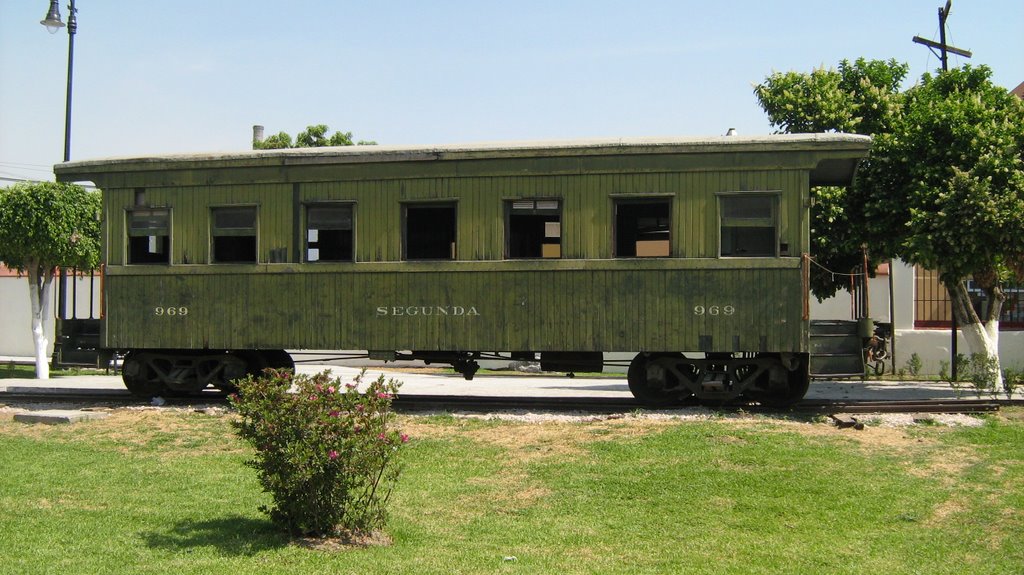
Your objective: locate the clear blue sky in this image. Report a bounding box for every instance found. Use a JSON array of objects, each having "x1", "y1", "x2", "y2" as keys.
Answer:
[{"x1": 1, "y1": 1, "x2": 1021, "y2": 183}]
